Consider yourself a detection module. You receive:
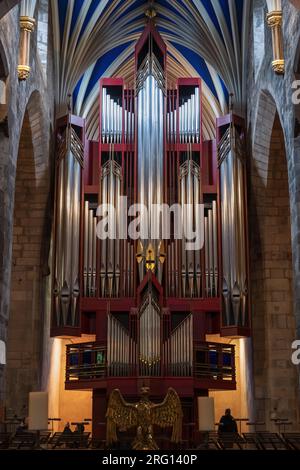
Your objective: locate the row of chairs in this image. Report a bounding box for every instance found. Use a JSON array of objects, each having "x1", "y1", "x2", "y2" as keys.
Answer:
[
  {"x1": 0, "y1": 431, "x2": 106, "y2": 450},
  {"x1": 202, "y1": 432, "x2": 300, "y2": 450},
  {"x1": 1, "y1": 430, "x2": 300, "y2": 450}
]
